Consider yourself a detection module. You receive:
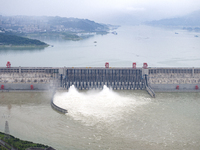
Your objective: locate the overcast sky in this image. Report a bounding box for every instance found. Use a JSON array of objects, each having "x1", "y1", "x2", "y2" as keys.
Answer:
[{"x1": 1, "y1": 0, "x2": 200, "y2": 24}]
